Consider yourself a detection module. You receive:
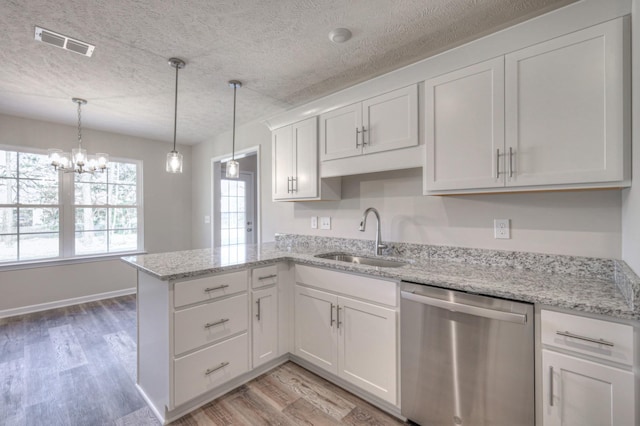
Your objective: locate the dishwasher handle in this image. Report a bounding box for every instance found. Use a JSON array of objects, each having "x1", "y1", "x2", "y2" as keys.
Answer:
[{"x1": 401, "y1": 290, "x2": 527, "y2": 324}]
